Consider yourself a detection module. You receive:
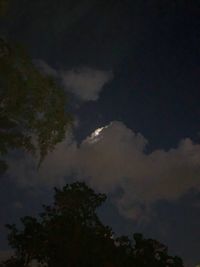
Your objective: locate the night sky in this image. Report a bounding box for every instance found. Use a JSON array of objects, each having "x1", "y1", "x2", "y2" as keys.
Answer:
[{"x1": 0, "y1": 1, "x2": 200, "y2": 266}]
